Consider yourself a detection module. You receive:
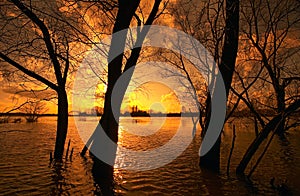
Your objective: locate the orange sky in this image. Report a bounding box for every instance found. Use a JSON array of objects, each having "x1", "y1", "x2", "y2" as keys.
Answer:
[
  {"x1": 1, "y1": 0, "x2": 299, "y2": 115},
  {"x1": 0, "y1": 82, "x2": 182, "y2": 114},
  {"x1": 69, "y1": 81, "x2": 181, "y2": 115},
  {"x1": 125, "y1": 82, "x2": 181, "y2": 113}
]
